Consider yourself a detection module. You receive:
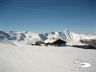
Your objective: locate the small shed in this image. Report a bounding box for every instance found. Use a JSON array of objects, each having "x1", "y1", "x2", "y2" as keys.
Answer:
[{"x1": 46, "y1": 39, "x2": 67, "y2": 46}]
